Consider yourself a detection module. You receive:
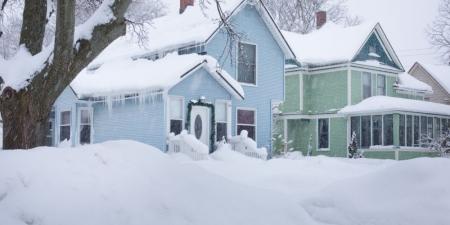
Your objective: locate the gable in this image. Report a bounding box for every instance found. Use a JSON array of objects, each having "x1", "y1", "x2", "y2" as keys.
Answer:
[
  {"x1": 54, "y1": 87, "x2": 78, "y2": 109},
  {"x1": 353, "y1": 32, "x2": 398, "y2": 69}
]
